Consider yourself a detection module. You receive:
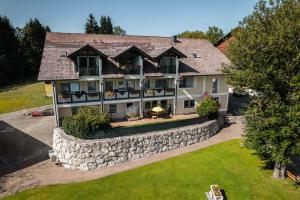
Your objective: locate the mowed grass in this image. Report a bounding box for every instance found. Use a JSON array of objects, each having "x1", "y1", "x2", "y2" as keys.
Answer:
[
  {"x1": 0, "y1": 82, "x2": 52, "y2": 114},
  {"x1": 4, "y1": 140, "x2": 300, "y2": 200}
]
